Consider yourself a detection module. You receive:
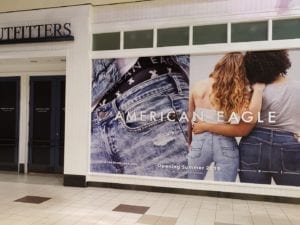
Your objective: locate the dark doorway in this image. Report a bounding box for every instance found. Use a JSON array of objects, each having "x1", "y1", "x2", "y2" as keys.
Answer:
[
  {"x1": 28, "y1": 76, "x2": 65, "y2": 173},
  {"x1": 0, "y1": 77, "x2": 20, "y2": 171}
]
